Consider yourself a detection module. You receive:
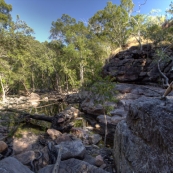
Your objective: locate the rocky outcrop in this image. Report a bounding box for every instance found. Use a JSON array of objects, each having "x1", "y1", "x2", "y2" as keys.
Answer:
[
  {"x1": 103, "y1": 45, "x2": 173, "y2": 85},
  {"x1": 80, "y1": 83, "x2": 172, "y2": 144},
  {"x1": 101, "y1": 44, "x2": 173, "y2": 172},
  {"x1": 0, "y1": 157, "x2": 34, "y2": 173},
  {"x1": 55, "y1": 140, "x2": 86, "y2": 160},
  {"x1": 0, "y1": 127, "x2": 113, "y2": 173},
  {"x1": 38, "y1": 158, "x2": 109, "y2": 173},
  {"x1": 51, "y1": 106, "x2": 81, "y2": 132},
  {"x1": 113, "y1": 97, "x2": 173, "y2": 173}
]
